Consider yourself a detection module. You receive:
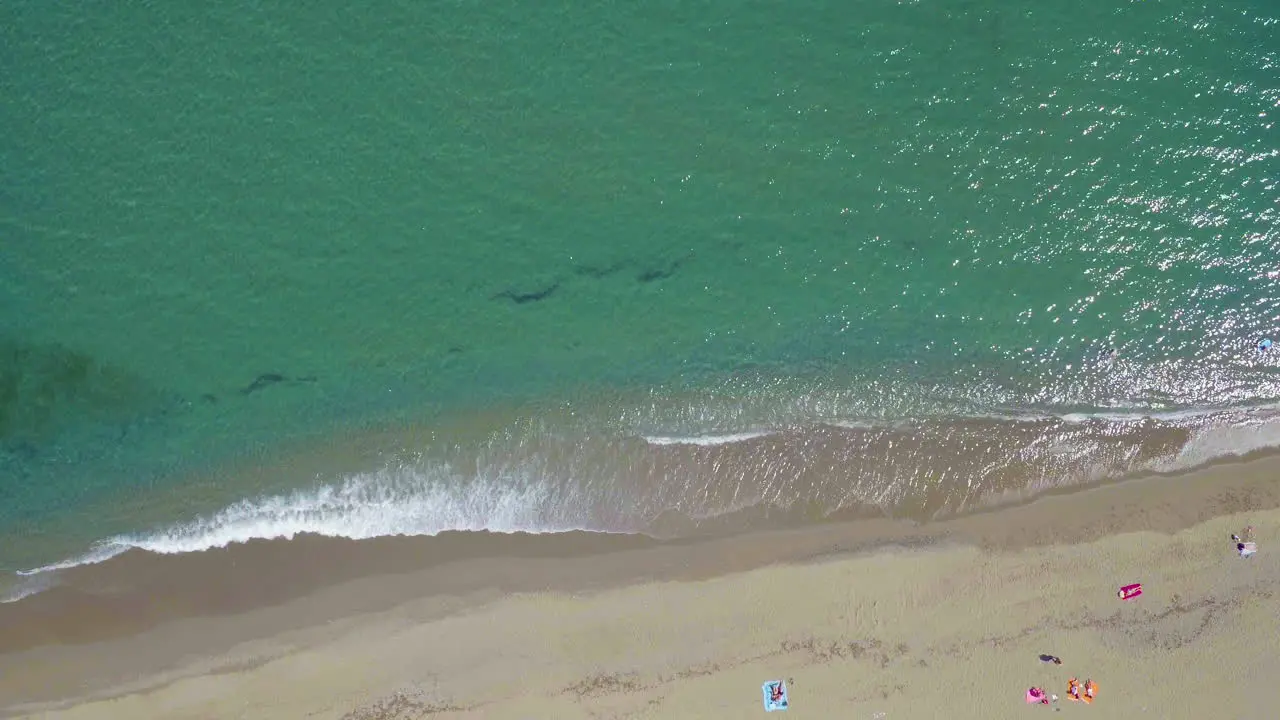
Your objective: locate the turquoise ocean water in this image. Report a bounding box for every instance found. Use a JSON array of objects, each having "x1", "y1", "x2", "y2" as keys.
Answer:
[{"x1": 2, "y1": 1, "x2": 1279, "y2": 592}]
